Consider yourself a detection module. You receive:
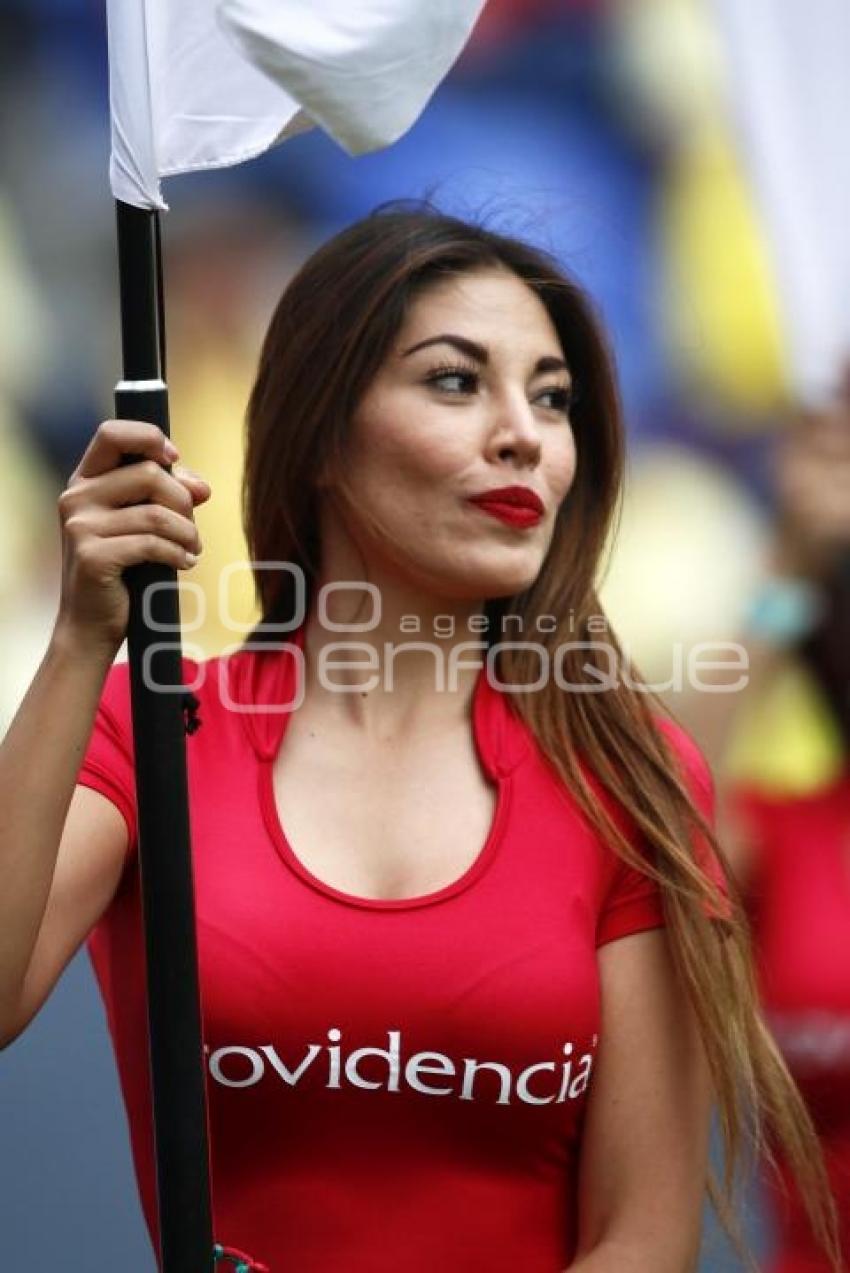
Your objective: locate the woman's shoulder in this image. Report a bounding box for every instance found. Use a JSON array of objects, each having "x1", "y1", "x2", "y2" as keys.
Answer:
[
  {"x1": 97, "y1": 647, "x2": 253, "y2": 722},
  {"x1": 652, "y1": 714, "x2": 715, "y2": 811},
  {"x1": 169, "y1": 643, "x2": 301, "y2": 758}
]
